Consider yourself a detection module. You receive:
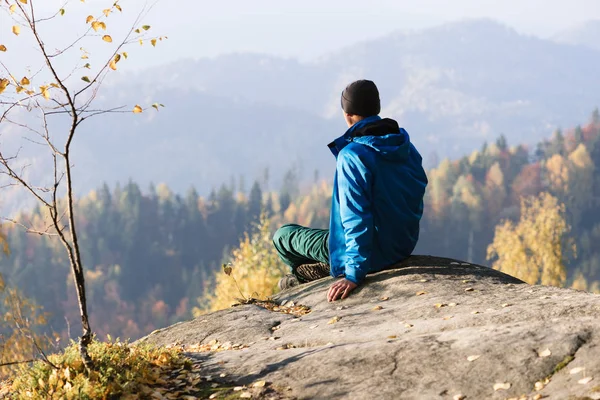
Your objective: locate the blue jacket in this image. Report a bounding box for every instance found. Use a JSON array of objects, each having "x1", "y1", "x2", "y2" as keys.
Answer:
[{"x1": 328, "y1": 115, "x2": 428, "y2": 284}]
